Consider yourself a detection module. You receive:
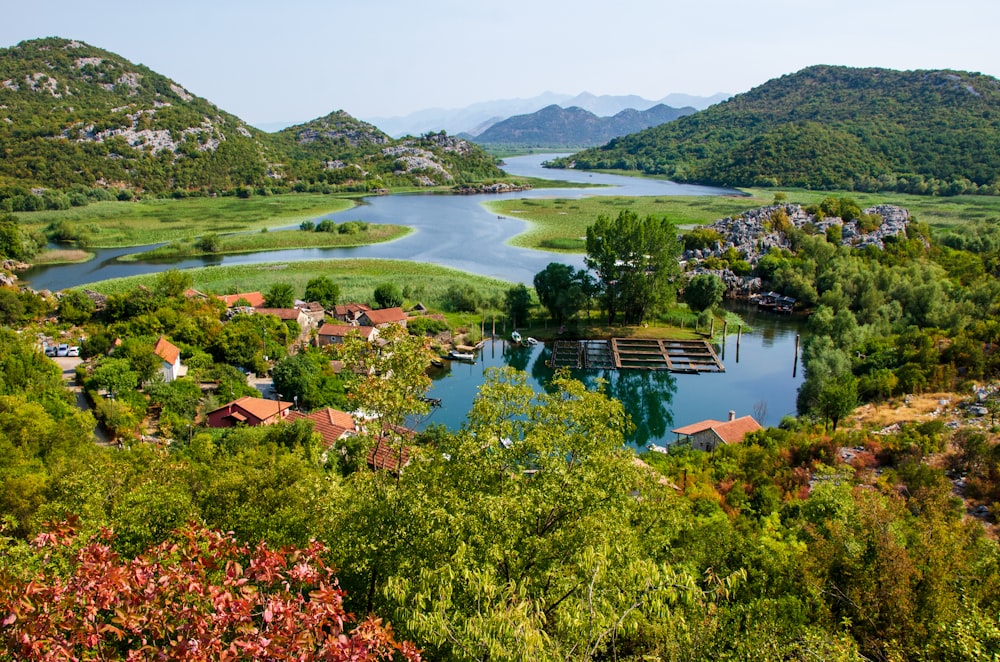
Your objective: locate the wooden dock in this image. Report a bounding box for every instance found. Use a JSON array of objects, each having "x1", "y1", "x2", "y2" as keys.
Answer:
[{"x1": 547, "y1": 338, "x2": 724, "y2": 373}]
